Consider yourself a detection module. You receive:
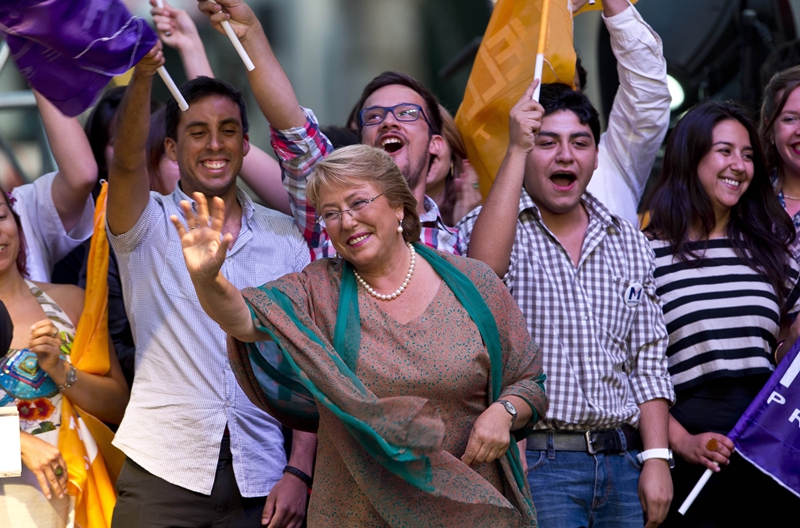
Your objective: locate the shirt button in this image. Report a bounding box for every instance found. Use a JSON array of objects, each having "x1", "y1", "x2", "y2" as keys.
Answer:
[{"x1": 225, "y1": 401, "x2": 232, "y2": 407}]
